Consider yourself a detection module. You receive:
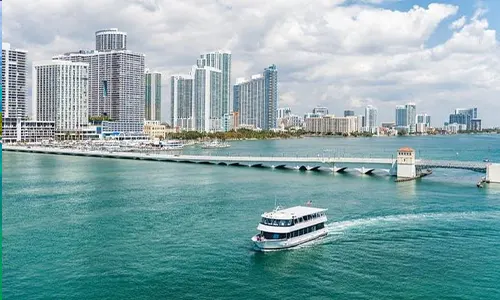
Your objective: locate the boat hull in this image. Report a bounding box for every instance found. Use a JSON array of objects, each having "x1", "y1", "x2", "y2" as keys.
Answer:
[{"x1": 252, "y1": 228, "x2": 328, "y2": 251}]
